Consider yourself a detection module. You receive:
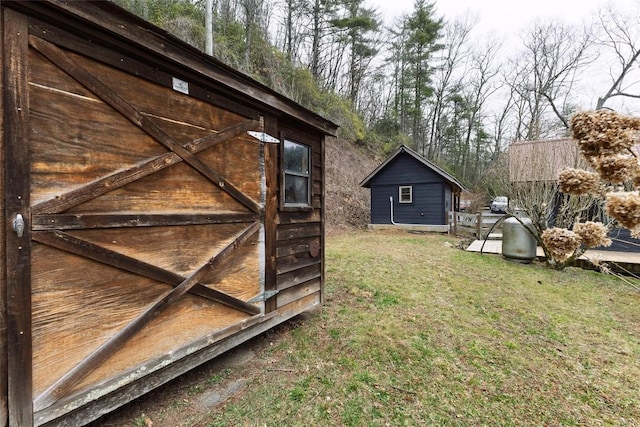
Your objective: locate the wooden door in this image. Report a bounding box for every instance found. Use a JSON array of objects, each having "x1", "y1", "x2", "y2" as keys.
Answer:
[{"x1": 5, "y1": 15, "x2": 267, "y2": 425}]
